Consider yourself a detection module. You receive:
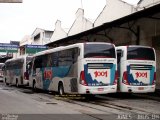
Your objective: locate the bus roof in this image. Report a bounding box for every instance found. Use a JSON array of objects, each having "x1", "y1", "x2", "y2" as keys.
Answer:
[
  {"x1": 5, "y1": 55, "x2": 33, "y2": 63},
  {"x1": 34, "y1": 42, "x2": 114, "y2": 57},
  {"x1": 116, "y1": 45, "x2": 153, "y2": 49}
]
